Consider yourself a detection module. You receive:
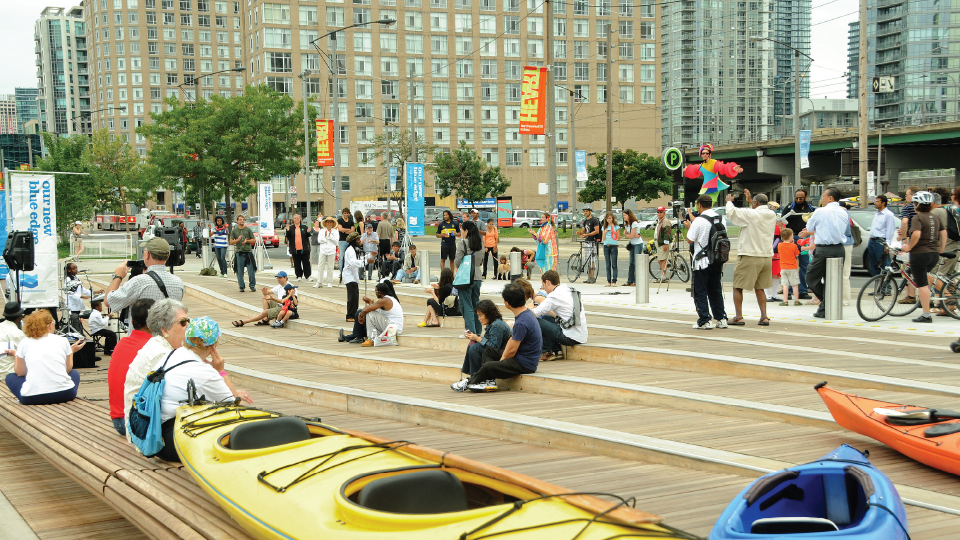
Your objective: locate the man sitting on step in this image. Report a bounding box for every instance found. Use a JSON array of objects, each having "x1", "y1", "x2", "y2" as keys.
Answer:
[
  {"x1": 231, "y1": 271, "x2": 298, "y2": 327},
  {"x1": 533, "y1": 270, "x2": 587, "y2": 362}
]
